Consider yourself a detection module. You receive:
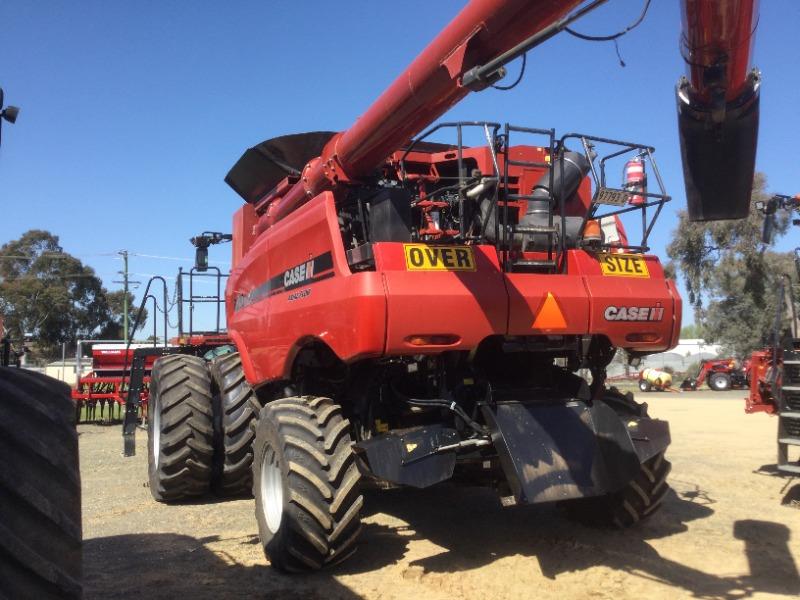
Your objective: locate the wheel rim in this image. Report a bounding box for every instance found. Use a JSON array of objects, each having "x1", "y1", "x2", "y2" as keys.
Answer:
[
  {"x1": 260, "y1": 447, "x2": 283, "y2": 534},
  {"x1": 152, "y1": 396, "x2": 161, "y2": 465}
]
